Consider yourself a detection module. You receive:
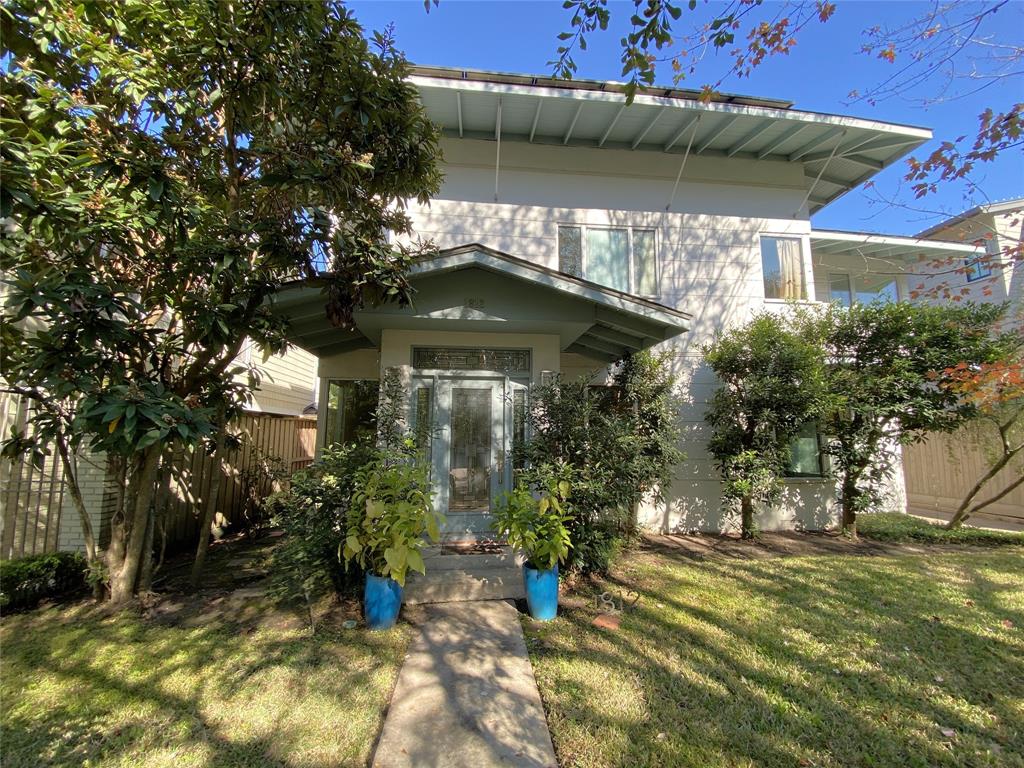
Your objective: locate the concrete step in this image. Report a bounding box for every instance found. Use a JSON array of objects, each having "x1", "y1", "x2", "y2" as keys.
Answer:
[
  {"x1": 421, "y1": 545, "x2": 525, "y2": 572},
  {"x1": 405, "y1": 566, "x2": 526, "y2": 604}
]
